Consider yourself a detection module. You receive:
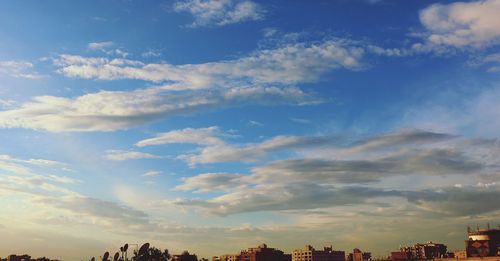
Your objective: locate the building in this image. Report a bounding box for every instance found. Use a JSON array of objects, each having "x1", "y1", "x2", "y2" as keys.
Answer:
[
  {"x1": 213, "y1": 255, "x2": 239, "y2": 261},
  {"x1": 292, "y1": 245, "x2": 345, "y2": 261},
  {"x1": 0, "y1": 255, "x2": 56, "y2": 261},
  {"x1": 400, "y1": 242, "x2": 447, "y2": 260},
  {"x1": 214, "y1": 244, "x2": 290, "y2": 261},
  {"x1": 347, "y1": 249, "x2": 371, "y2": 261},
  {"x1": 172, "y1": 251, "x2": 198, "y2": 261},
  {"x1": 465, "y1": 226, "x2": 500, "y2": 257},
  {"x1": 6, "y1": 255, "x2": 31, "y2": 261},
  {"x1": 390, "y1": 251, "x2": 408, "y2": 261},
  {"x1": 390, "y1": 242, "x2": 447, "y2": 260},
  {"x1": 453, "y1": 250, "x2": 467, "y2": 259},
  {"x1": 238, "y1": 243, "x2": 291, "y2": 261}
]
